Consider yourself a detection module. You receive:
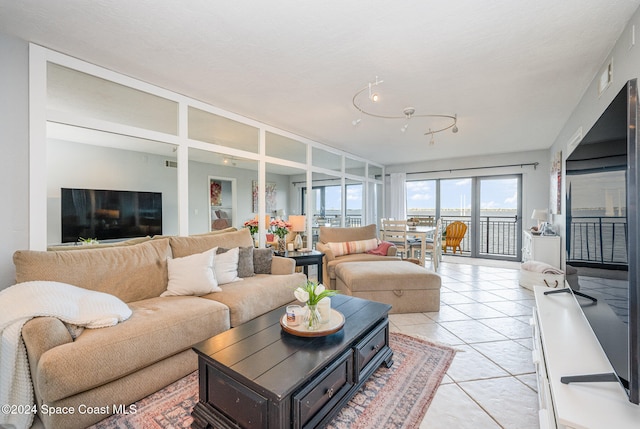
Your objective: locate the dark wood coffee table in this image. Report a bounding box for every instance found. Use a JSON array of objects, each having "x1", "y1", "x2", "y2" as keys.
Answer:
[{"x1": 191, "y1": 295, "x2": 393, "y2": 429}]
